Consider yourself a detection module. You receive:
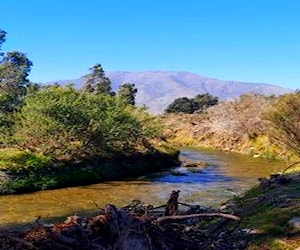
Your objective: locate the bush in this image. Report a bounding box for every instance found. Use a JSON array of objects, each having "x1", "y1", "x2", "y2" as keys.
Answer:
[
  {"x1": 14, "y1": 85, "x2": 160, "y2": 161},
  {"x1": 0, "y1": 148, "x2": 51, "y2": 170},
  {"x1": 265, "y1": 91, "x2": 300, "y2": 155}
]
